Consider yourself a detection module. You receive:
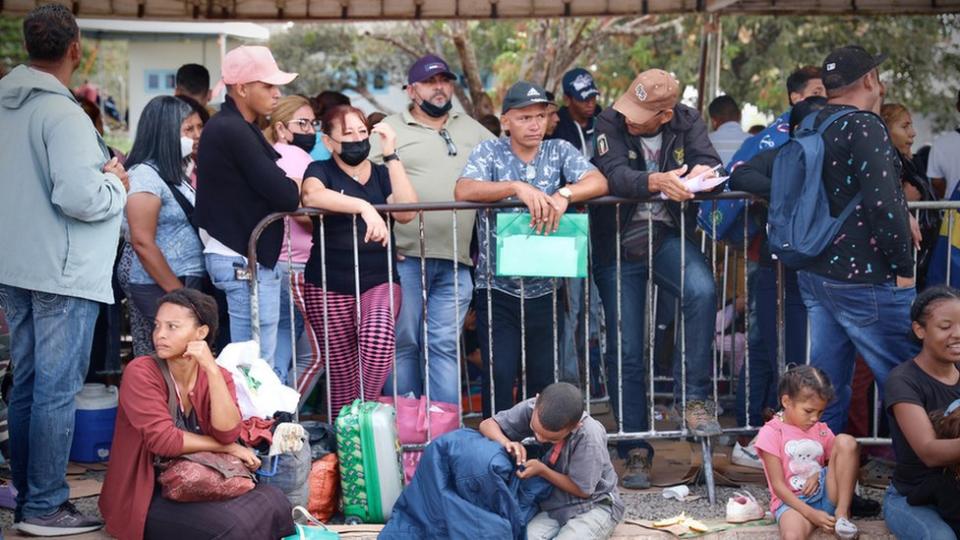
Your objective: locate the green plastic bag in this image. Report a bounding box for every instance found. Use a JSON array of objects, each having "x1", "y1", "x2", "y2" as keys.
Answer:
[{"x1": 496, "y1": 213, "x2": 589, "y2": 278}]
